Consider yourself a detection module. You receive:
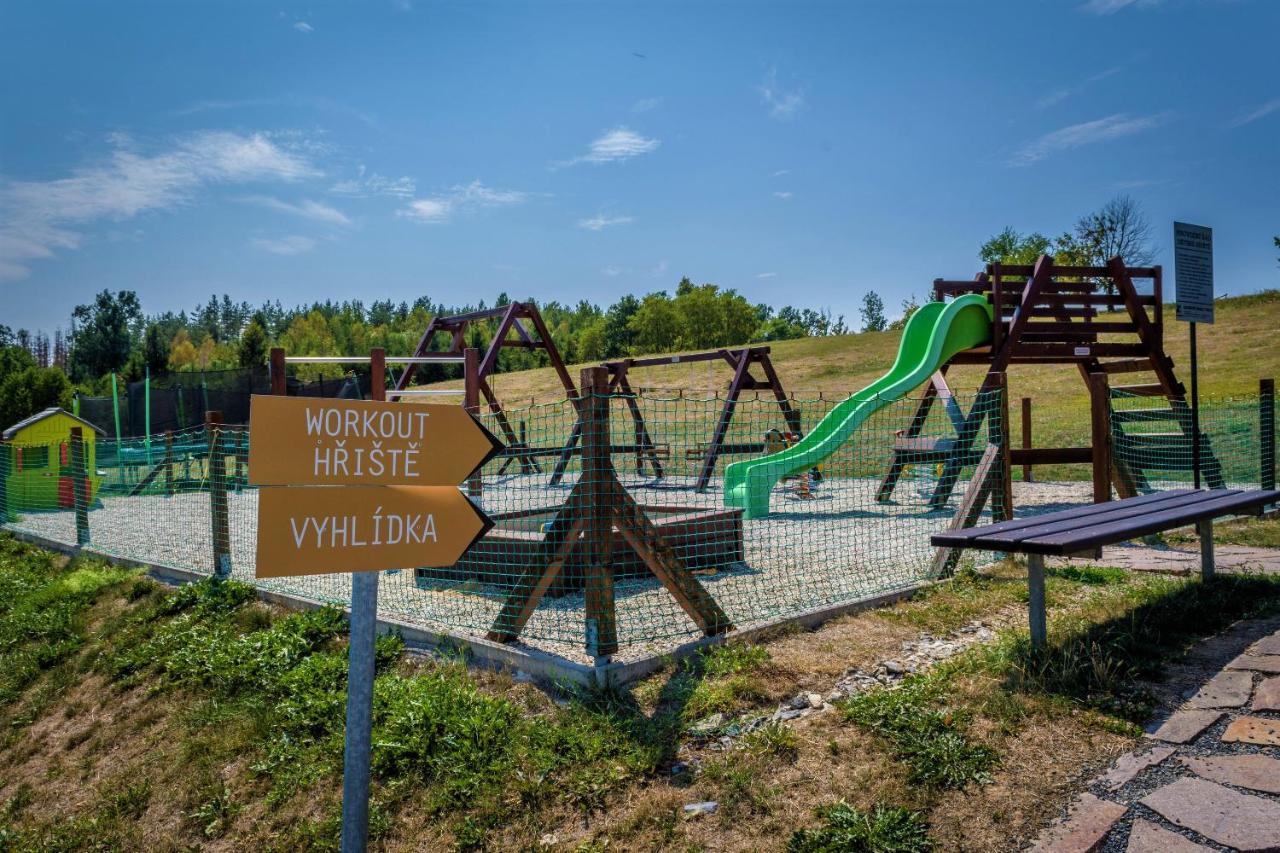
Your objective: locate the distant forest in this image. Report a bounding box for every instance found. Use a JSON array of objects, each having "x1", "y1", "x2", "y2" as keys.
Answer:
[{"x1": 1, "y1": 278, "x2": 871, "y2": 404}]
